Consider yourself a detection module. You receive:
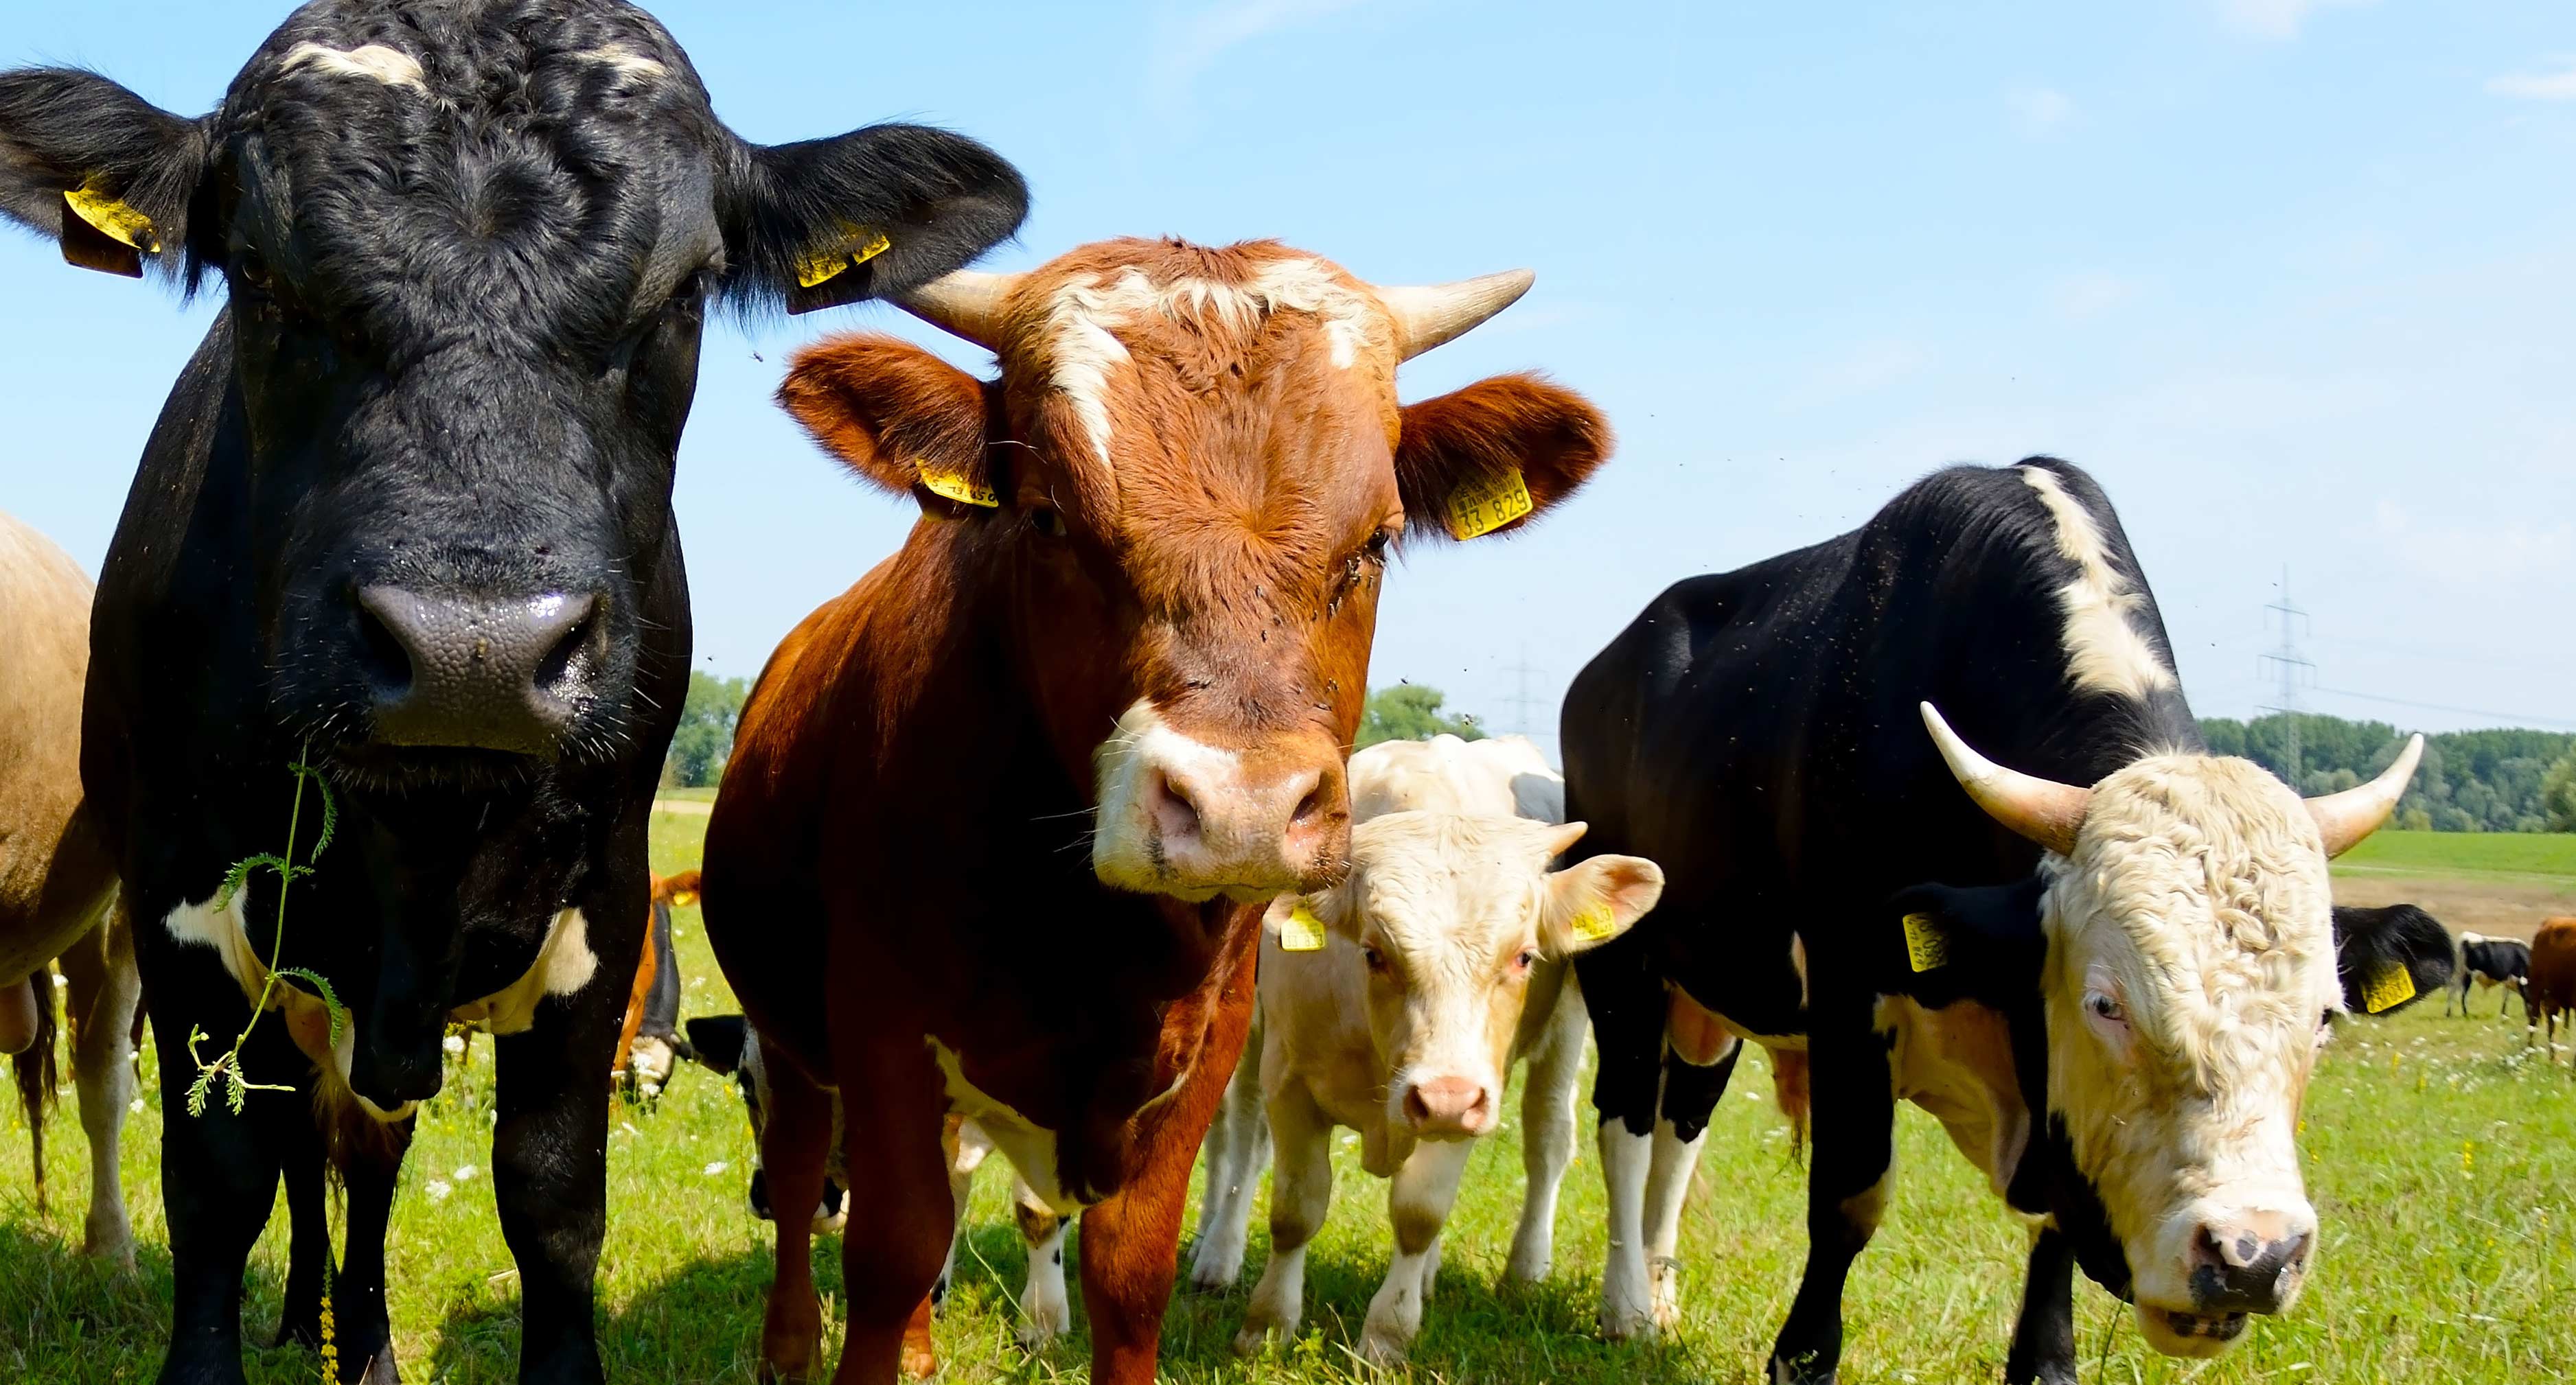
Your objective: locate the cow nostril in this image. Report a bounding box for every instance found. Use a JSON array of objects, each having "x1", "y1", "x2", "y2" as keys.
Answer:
[
  {"x1": 1152, "y1": 769, "x2": 1204, "y2": 842},
  {"x1": 354, "y1": 592, "x2": 415, "y2": 698},
  {"x1": 531, "y1": 595, "x2": 600, "y2": 697},
  {"x1": 1403, "y1": 1086, "x2": 1432, "y2": 1126},
  {"x1": 1291, "y1": 778, "x2": 1326, "y2": 827}
]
